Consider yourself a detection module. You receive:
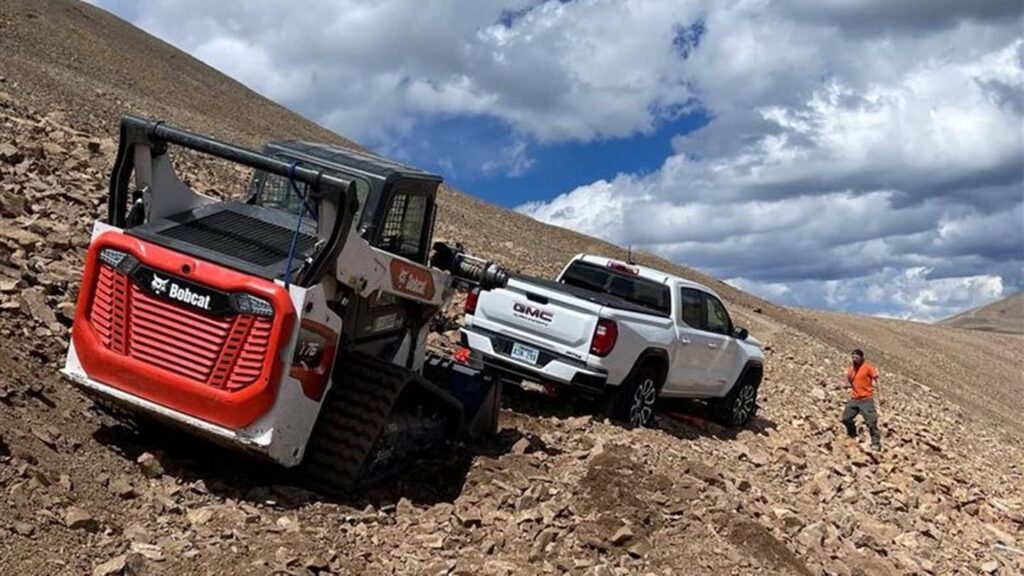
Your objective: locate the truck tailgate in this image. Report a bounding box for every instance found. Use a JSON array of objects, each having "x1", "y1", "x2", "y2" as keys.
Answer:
[{"x1": 473, "y1": 277, "x2": 601, "y2": 357}]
